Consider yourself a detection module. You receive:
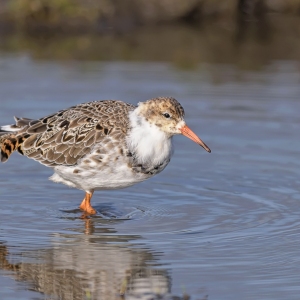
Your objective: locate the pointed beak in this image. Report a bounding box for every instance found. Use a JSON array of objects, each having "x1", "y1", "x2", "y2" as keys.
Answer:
[{"x1": 180, "y1": 125, "x2": 211, "y2": 153}]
